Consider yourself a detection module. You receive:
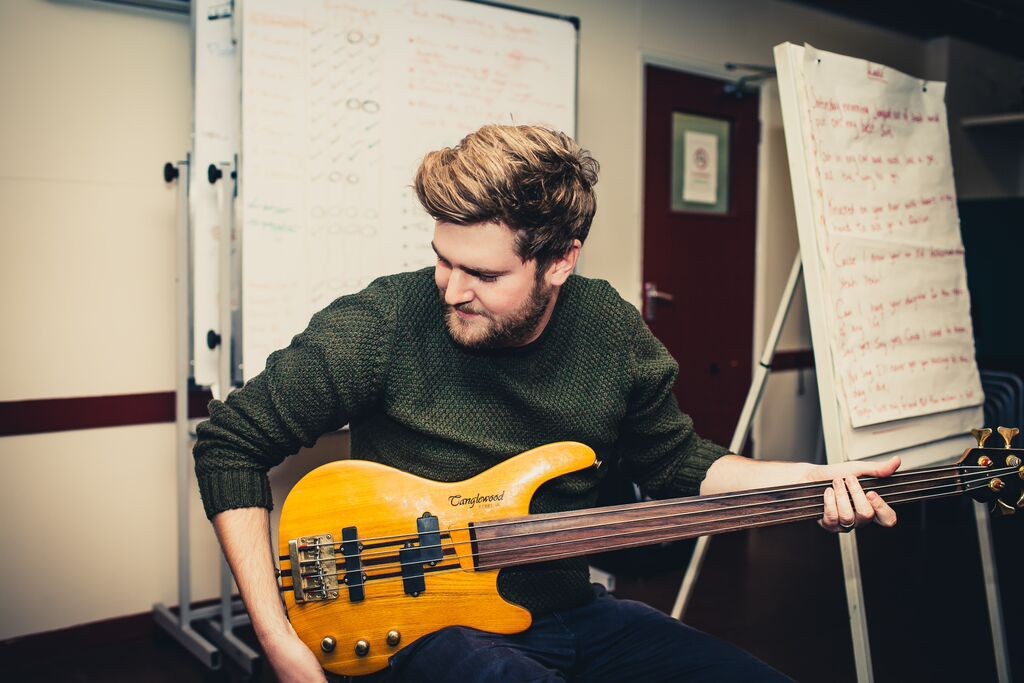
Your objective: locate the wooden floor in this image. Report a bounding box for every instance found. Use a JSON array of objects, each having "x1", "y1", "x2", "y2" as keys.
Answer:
[{"x1": 2, "y1": 495, "x2": 1020, "y2": 682}]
